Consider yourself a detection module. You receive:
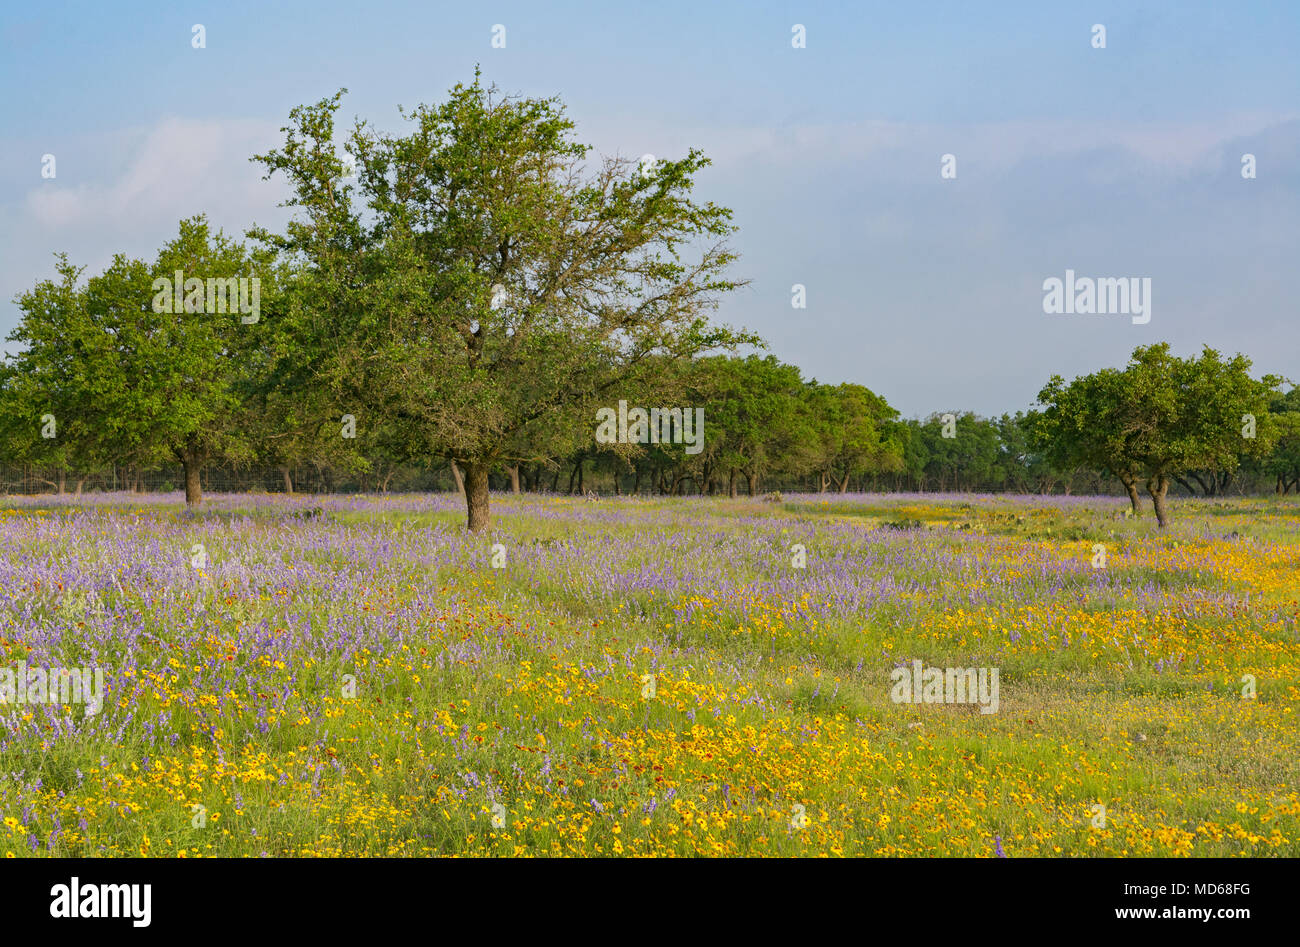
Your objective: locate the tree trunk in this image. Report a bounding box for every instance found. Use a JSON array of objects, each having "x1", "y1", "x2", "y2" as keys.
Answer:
[
  {"x1": 837, "y1": 474, "x2": 850, "y2": 493},
  {"x1": 508, "y1": 465, "x2": 521, "y2": 494},
  {"x1": 281, "y1": 467, "x2": 294, "y2": 494},
  {"x1": 462, "y1": 461, "x2": 491, "y2": 532},
  {"x1": 744, "y1": 472, "x2": 754, "y2": 497},
  {"x1": 1120, "y1": 475, "x2": 1141, "y2": 514},
  {"x1": 450, "y1": 460, "x2": 465, "y2": 497},
  {"x1": 182, "y1": 454, "x2": 202, "y2": 507},
  {"x1": 728, "y1": 468, "x2": 737, "y2": 498},
  {"x1": 57, "y1": 469, "x2": 66, "y2": 494},
  {"x1": 1147, "y1": 475, "x2": 1170, "y2": 528},
  {"x1": 74, "y1": 477, "x2": 86, "y2": 496}
]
